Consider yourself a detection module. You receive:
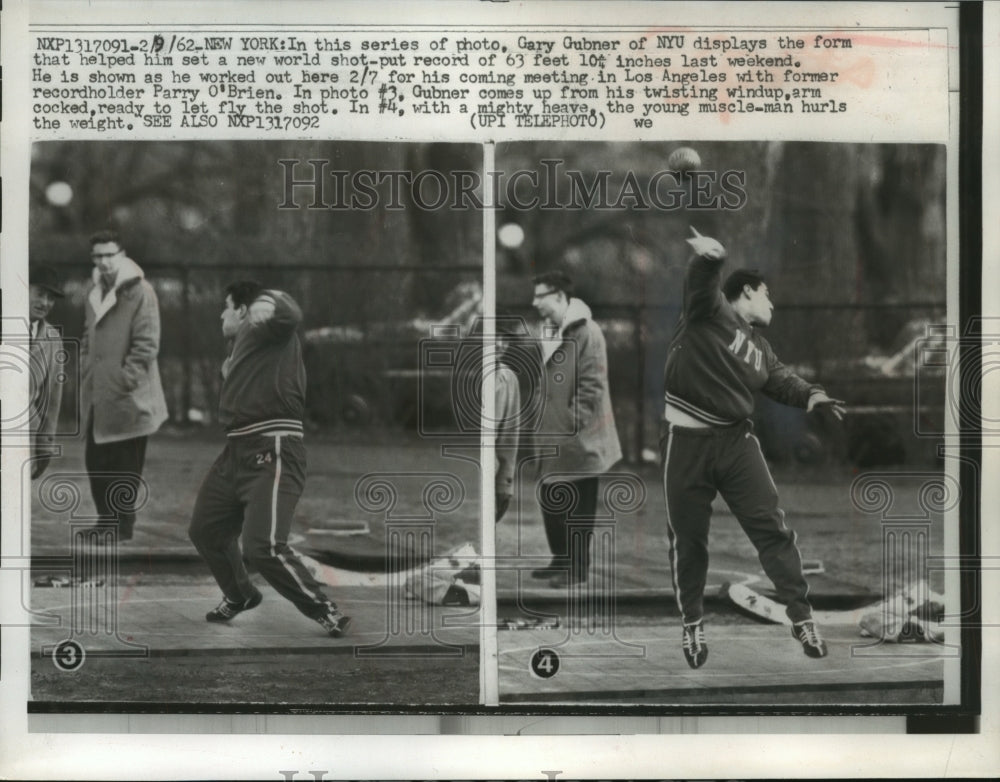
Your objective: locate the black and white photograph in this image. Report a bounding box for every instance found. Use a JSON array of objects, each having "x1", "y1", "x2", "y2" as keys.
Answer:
[
  {"x1": 491, "y1": 140, "x2": 959, "y2": 706},
  {"x1": 25, "y1": 140, "x2": 488, "y2": 707},
  {"x1": 2, "y1": 0, "x2": 995, "y2": 778}
]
